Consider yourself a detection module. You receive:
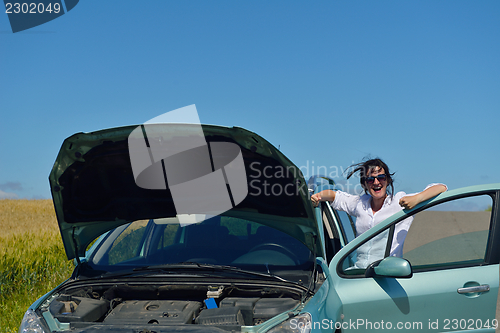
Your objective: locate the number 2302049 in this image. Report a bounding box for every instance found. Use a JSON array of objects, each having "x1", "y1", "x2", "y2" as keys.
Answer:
[{"x1": 5, "y1": 3, "x2": 62, "y2": 14}]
